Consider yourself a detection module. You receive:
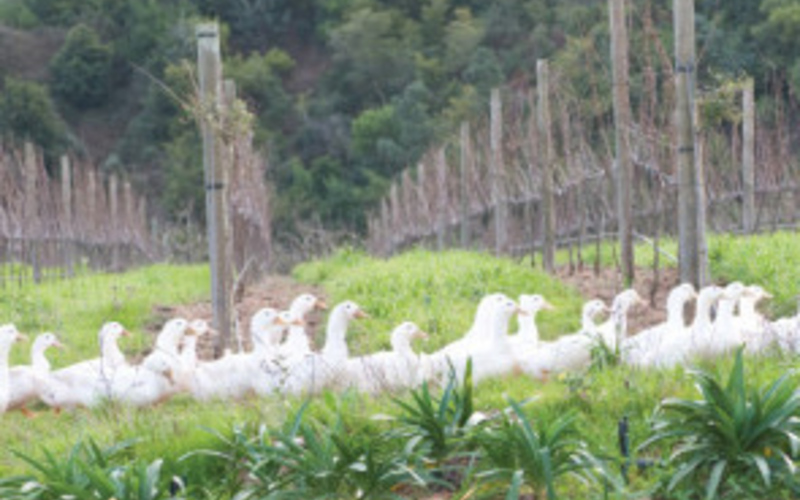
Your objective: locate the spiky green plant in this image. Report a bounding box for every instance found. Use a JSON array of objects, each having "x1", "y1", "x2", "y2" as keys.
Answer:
[
  {"x1": 9, "y1": 438, "x2": 179, "y2": 500},
  {"x1": 476, "y1": 399, "x2": 614, "y2": 499},
  {"x1": 640, "y1": 348, "x2": 800, "y2": 499}
]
